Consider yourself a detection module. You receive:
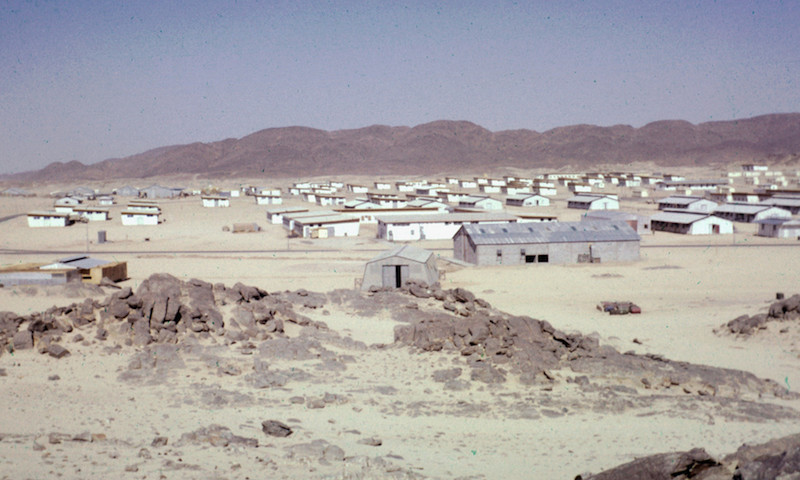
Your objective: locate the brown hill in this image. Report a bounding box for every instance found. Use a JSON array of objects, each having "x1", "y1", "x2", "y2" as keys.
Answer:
[{"x1": 6, "y1": 113, "x2": 800, "y2": 182}]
